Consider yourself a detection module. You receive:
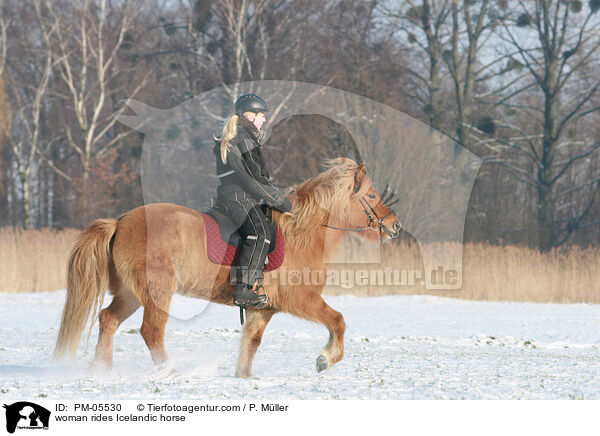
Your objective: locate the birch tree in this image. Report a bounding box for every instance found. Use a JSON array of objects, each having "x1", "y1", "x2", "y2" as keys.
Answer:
[
  {"x1": 45, "y1": 0, "x2": 150, "y2": 224},
  {"x1": 0, "y1": 0, "x2": 12, "y2": 214},
  {"x1": 2, "y1": 0, "x2": 60, "y2": 228}
]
